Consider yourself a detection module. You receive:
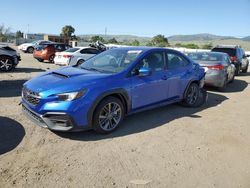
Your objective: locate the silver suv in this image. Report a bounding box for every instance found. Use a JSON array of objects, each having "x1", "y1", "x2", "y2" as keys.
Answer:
[{"x1": 0, "y1": 45, "x2": 21, "y2": 71}]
